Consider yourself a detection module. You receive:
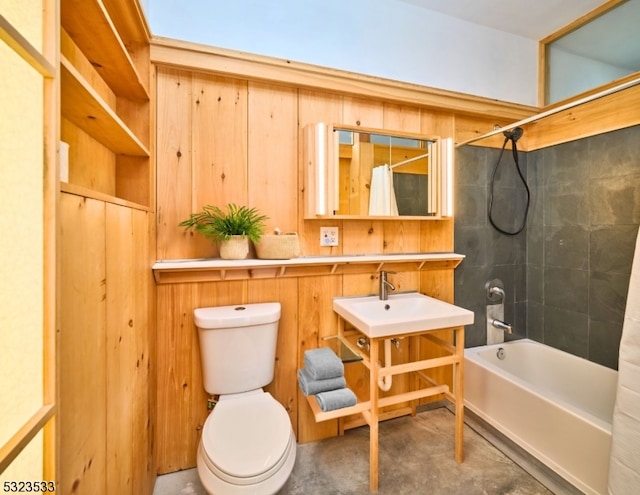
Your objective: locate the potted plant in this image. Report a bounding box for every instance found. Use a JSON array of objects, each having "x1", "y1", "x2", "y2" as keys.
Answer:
[{"x1": 179, "y1": 203, "x2": 268, "y2": 259}]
